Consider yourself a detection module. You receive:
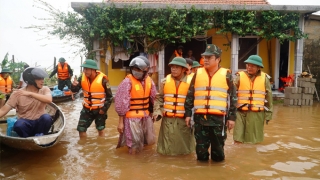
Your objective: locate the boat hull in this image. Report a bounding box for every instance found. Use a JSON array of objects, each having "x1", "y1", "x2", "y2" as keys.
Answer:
[{"x1": 0, "y1": 103, "x2": 65, "y2": 150}]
